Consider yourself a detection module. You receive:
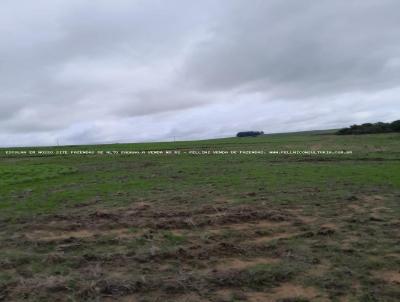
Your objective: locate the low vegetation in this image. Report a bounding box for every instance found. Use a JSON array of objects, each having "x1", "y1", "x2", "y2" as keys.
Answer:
[
  {"x1": 336, "y1": 120, "x2": 400, "y2": 135},
  {"x1": 0, "y1": 132, "x2": 399, "y2": 301}
]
